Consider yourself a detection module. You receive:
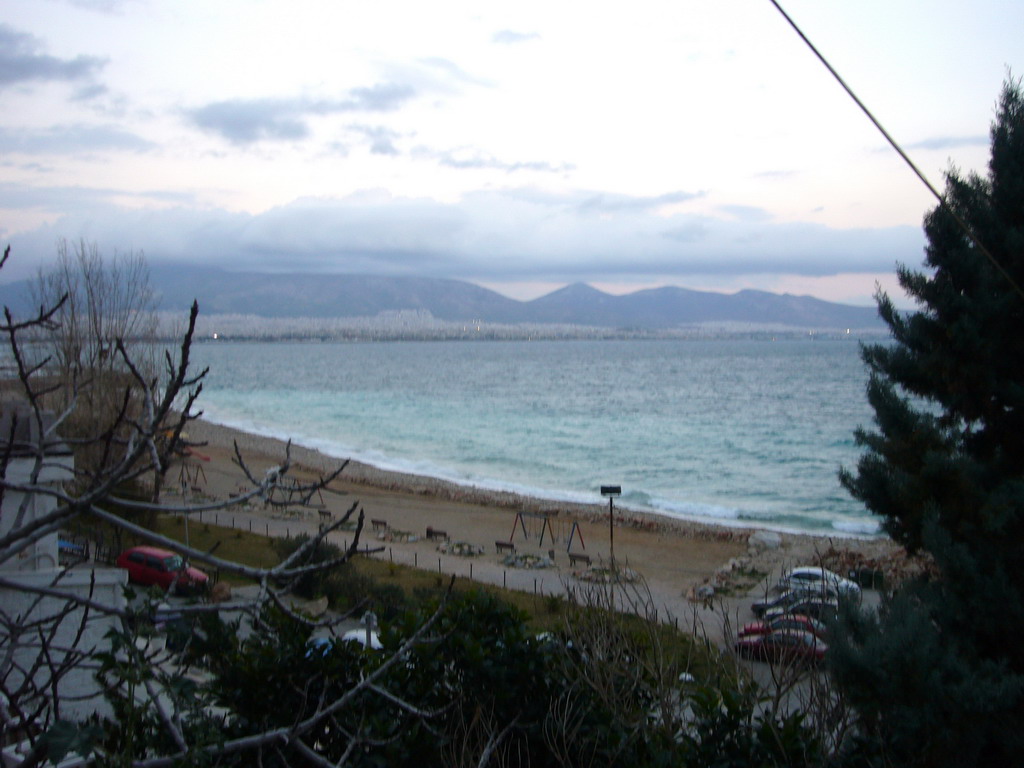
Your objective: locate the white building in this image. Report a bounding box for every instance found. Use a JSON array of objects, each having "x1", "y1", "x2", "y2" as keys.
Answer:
[{"x1": 0, "y1": 406, "x2": 126, "y2": 752}]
